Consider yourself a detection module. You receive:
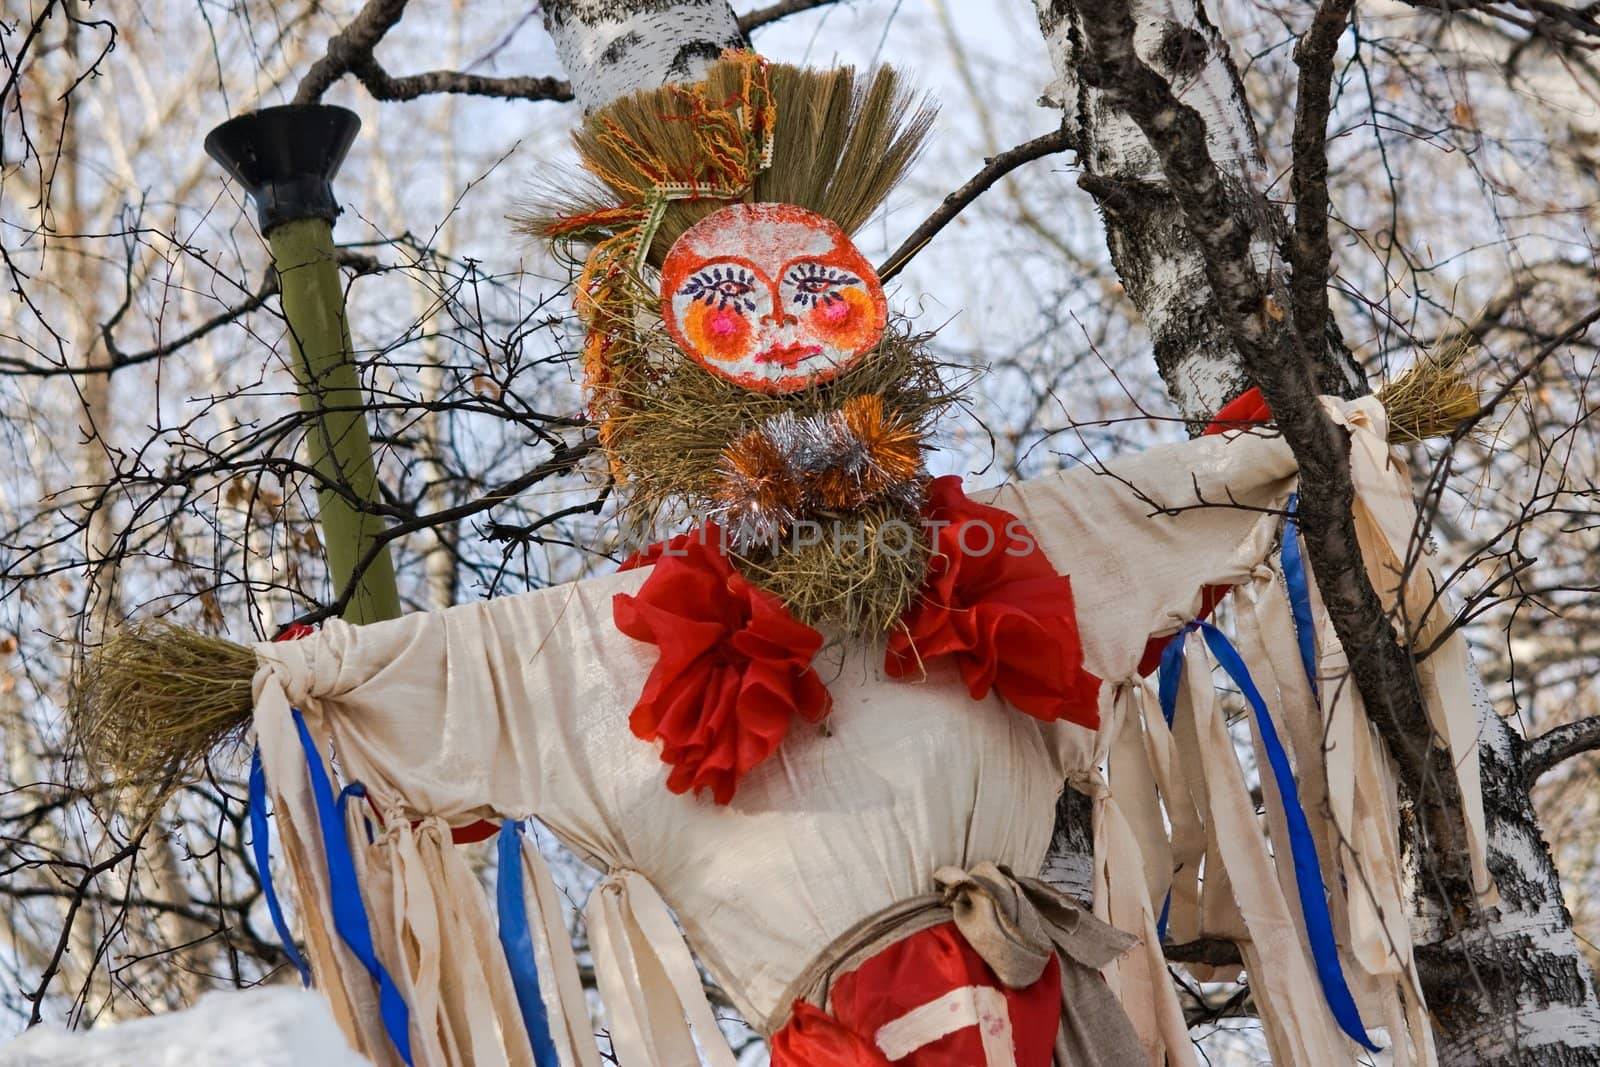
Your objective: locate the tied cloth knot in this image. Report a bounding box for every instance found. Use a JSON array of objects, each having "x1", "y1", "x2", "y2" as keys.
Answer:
[
  {"x1": 769, "y1": 863, "x2": 1147, "y2": 1065},
  {"x1": 772, "y1": 862, "x2": 1137, "y2": 1035},
  {"x1": 934, "y1": 863, "x2": 1135, "y2": 990},
  {"x1": 1063, "y1": 767, "x2": 1110, "y2": 801}
]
